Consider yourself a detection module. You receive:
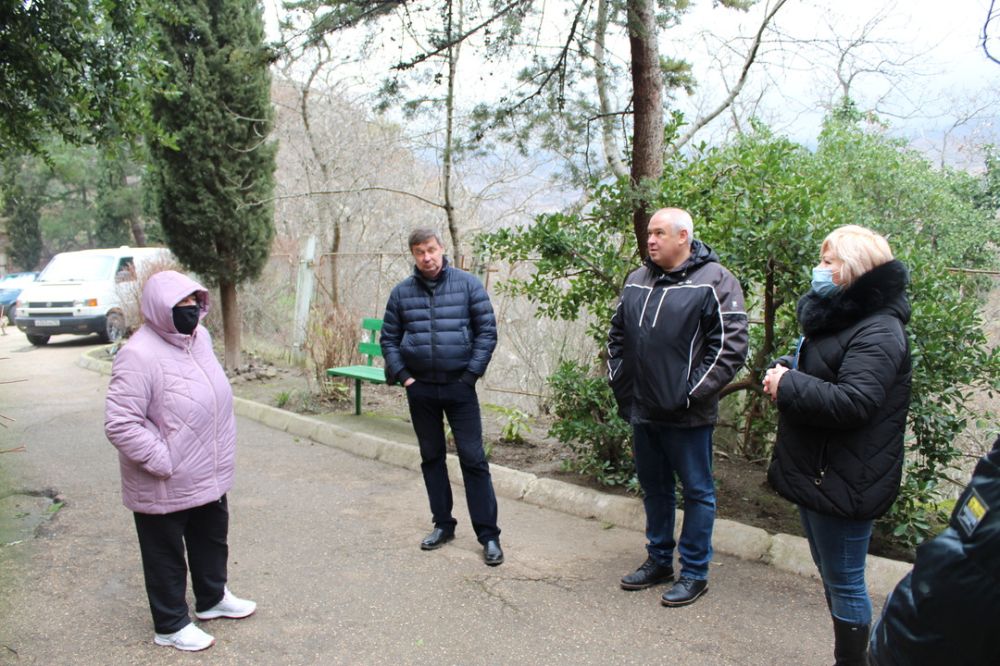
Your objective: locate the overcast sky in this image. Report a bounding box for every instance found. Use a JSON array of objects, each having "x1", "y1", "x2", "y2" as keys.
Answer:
[
  {"x1": 266, "y1": 0, "x2": 1000, "y2": 168},
  {"x1": 677, "y1": 0, "x2": 1000, "y2": 158}
]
